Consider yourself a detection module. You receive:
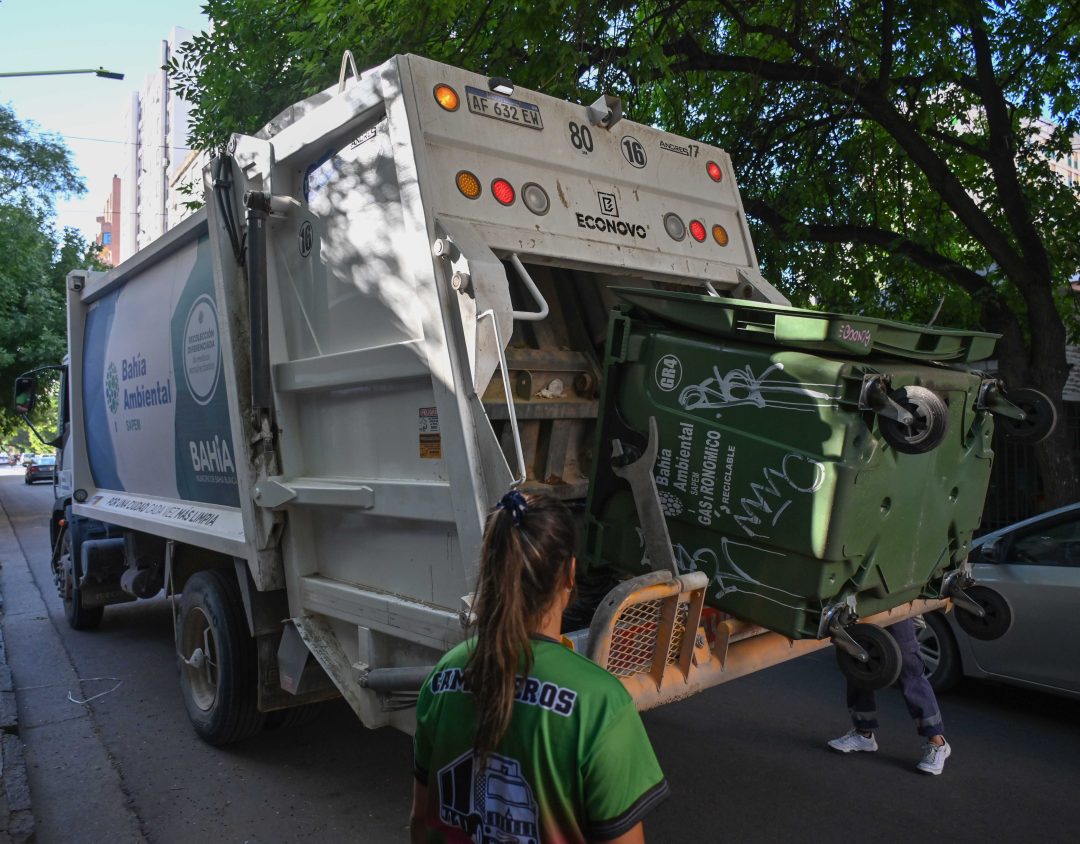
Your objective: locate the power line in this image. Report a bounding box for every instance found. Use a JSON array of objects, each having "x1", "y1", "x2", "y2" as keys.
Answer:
[
  {"x1": 63, "y1": 133, "x2": 194, "y2": 152},
  {"x1": 35, "y1": 130, "x2": 194, "y2": 152}
]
